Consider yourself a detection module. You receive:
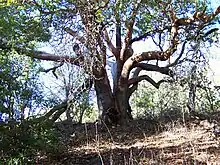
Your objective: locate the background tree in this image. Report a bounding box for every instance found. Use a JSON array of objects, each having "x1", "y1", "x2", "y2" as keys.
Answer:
[
  {"x1": 1, "y1": 1, "x2": 219, "y2": 125},
  {"x1": 40, "y1": 62, "x2": 96, "y2": 123},
  {"x1": 0, "y1": 4, "x2": 62, "y2": 164},
  {"x1": 130, "y1": 67, "x2": 220, "y2": 121},
  {"x1": 0, "y1": 4, "x2": 52, "y2": 122}
]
